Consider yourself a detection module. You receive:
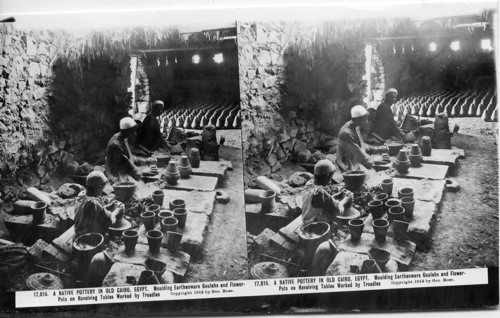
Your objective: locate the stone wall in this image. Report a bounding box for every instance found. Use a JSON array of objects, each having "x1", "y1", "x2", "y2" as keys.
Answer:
[
  {"x1": 134, "y1": 58, "x2": 151, "y2": 119},
  {"x1": 0, "y1": 25, "x2": 62, "y2": 202},
  {"x1": 238, "y1": 21, "x2": 368, "y2": 177}
]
